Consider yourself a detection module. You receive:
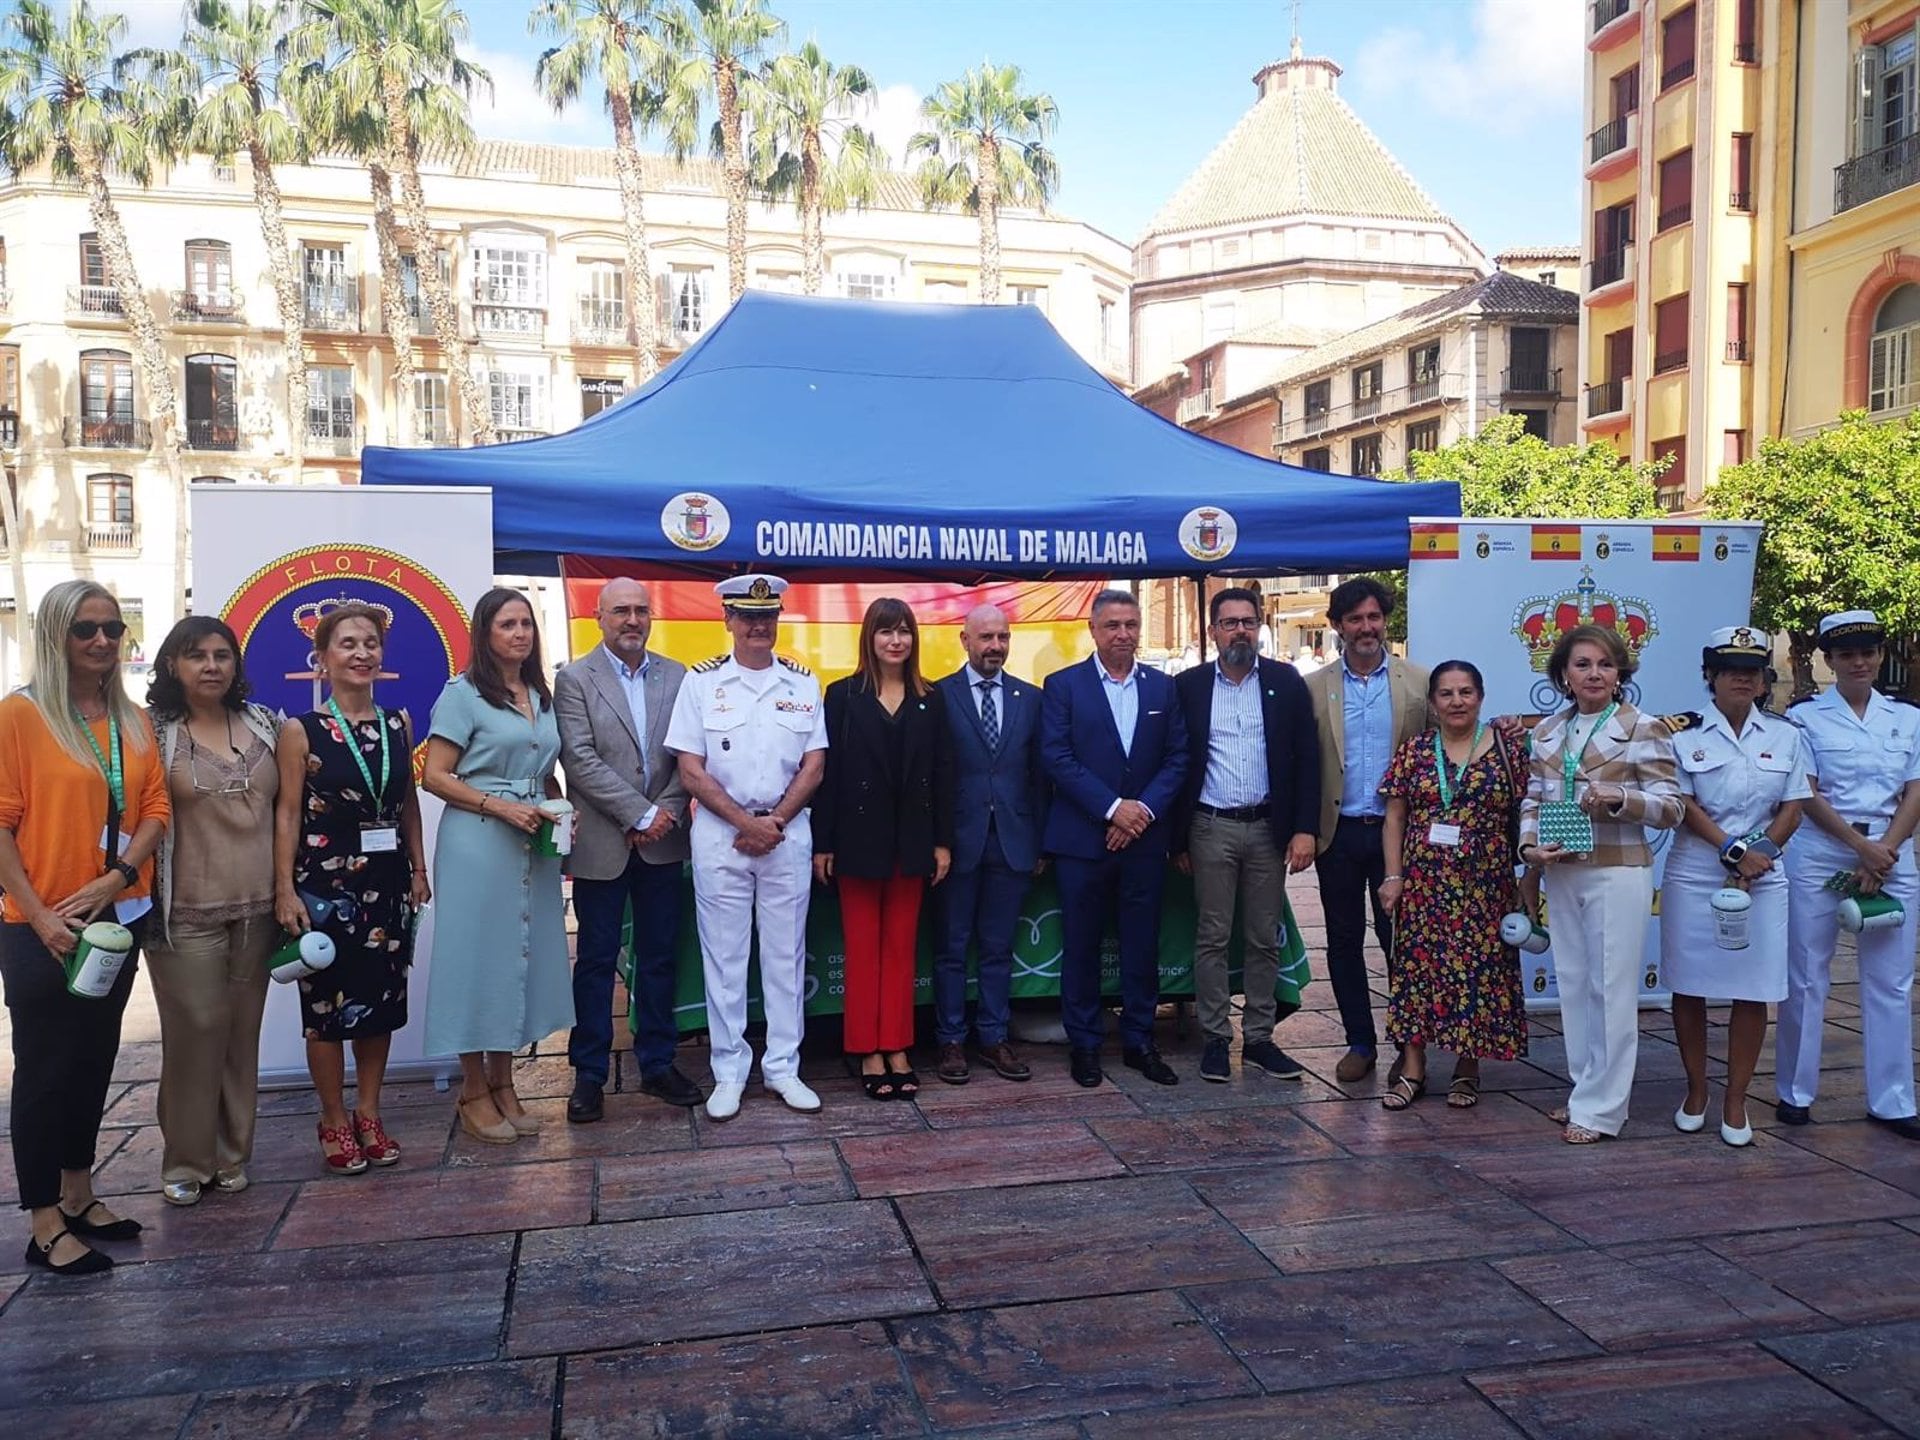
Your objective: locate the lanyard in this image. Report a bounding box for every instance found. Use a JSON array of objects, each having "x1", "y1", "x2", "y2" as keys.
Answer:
[
  {"x1": 75, "y1": 709, "x2": 124, "y2": 813},
  {"x1": 327, "y1": 698, "x2": 392, "y2": 816},
  {"x1": 1561, "y1": 702, "x2": 1617, "y2": 801},
  {"x1": 1433, "y1": 723, "x2": 1484, "y2": 811}
]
